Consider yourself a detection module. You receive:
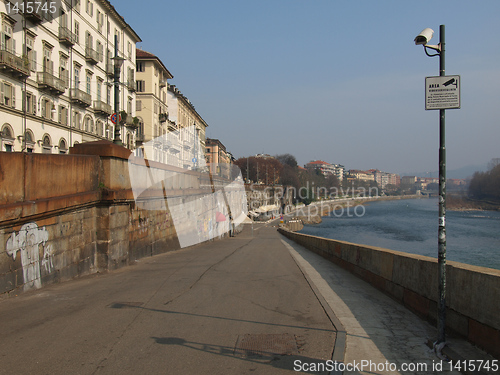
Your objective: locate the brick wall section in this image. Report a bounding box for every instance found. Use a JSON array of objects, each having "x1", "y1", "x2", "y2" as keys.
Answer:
[
  {"x1": 278, "y1": 228, "x2": 500, "y2": 359},
  {"x1": 0, "y1": 141, "x2": 233, "y2": 296}
]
